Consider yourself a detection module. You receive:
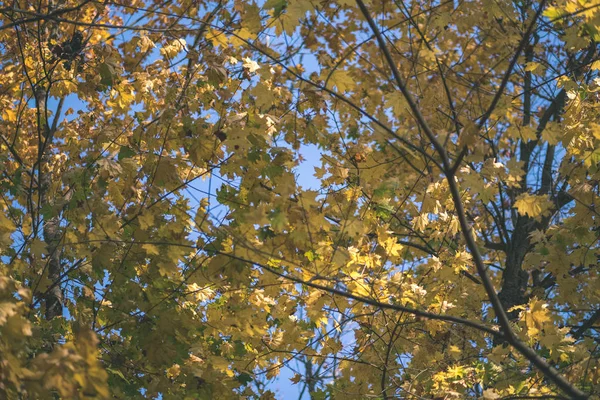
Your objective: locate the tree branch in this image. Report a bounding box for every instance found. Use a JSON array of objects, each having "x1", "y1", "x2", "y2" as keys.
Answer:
[
  {"x1": 572, "y1": 309, "x2": 600, "y2": 340},
  {"x1": 356, "y1": 1, "x2": 587, "y2": 397},
  {"x1": 215, "y1": 250, "x2": 504, "y2": 338}
]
